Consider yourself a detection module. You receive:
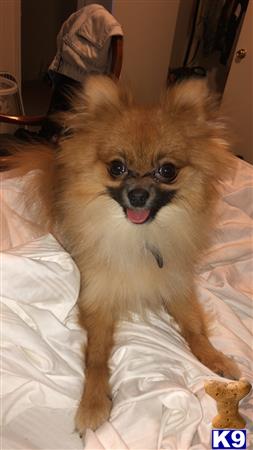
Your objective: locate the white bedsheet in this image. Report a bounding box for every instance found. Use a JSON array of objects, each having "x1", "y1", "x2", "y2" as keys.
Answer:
[{"x1": 1, "y1": 159, "x2": 253, "y2": 450}]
